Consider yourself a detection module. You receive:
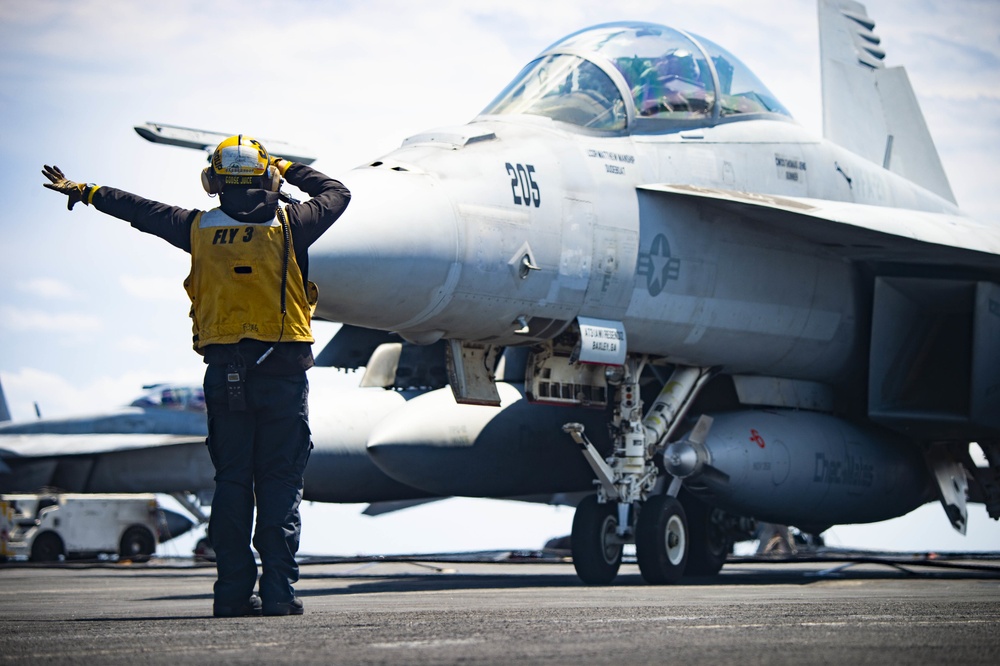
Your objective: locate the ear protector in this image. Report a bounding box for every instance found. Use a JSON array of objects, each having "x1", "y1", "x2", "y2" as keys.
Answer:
[
  {"x1": 266, "y1": 164, "x2": 281, "y2": 192},
  {"x1": 201, "y1": 165, "x2": 223, "y2": 195}
]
